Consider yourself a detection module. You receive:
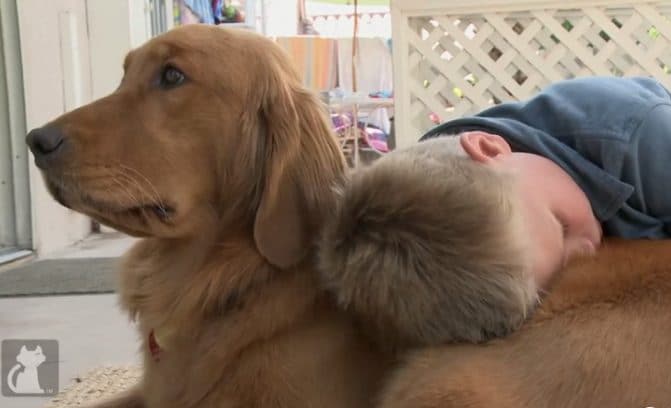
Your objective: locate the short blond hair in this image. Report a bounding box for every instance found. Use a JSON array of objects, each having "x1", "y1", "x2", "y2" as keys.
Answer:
[{"x1": 318, "y1": 135, "x2": 537, "y2": 349}]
